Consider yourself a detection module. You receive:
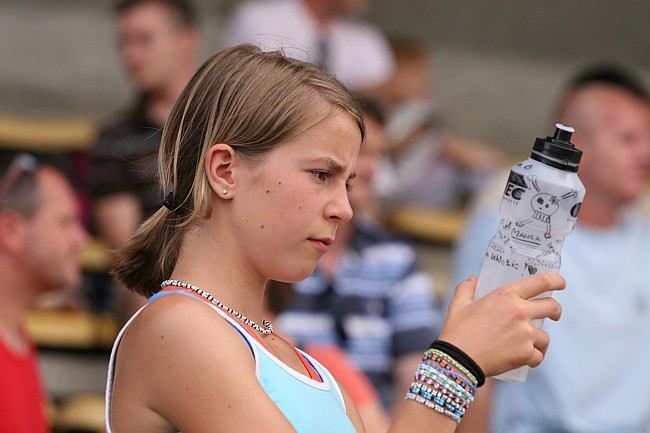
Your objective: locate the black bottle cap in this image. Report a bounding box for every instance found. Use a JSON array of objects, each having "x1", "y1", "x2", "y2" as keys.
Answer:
[{"x1": 530, "y1": 123, "x2": 583, "y2": 172}]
